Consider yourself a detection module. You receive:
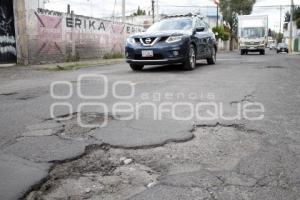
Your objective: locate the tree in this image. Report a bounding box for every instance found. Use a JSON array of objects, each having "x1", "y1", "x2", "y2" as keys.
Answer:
[
  {"x1": 219, "y1": 0, "x2": 256, "y2": 50},
  {"x1": 296, "y1": 18, "x2": 300, "y2": 29},
  {"x1": 212, "y1": 26, "x2": 231, "y2": 41},
  {"x1": 276, "y1": 32, "x2": 283, "y2": 43},
  {"x1": 285, "y1": 6, "x2": 300, "y2": 22},
  {"x1": 285, "y1": 12, "x2": 290, "y2": 22},
  {"x1": 132, "y1": 6, "x2": 146, "y2": 16}
]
